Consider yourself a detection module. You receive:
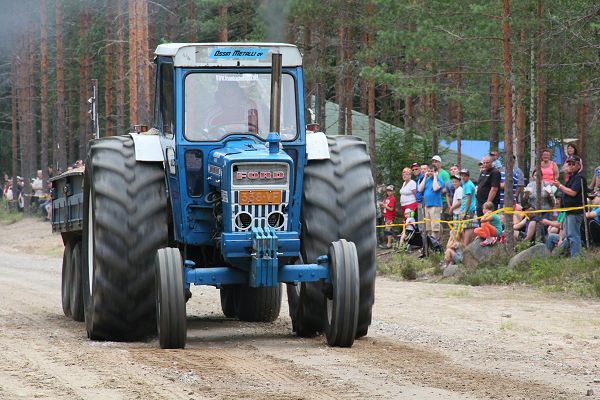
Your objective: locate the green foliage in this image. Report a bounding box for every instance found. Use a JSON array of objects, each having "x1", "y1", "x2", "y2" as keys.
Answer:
[
  {"x1": 457, "y1": 251, "x2": 600, "y2": 298},
  {"x1": 0, "y1": 200, "x2": 23, "y2": 225},
  {"x1": 377, "y1": 251, "x2": 441, "y2": 280}
]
